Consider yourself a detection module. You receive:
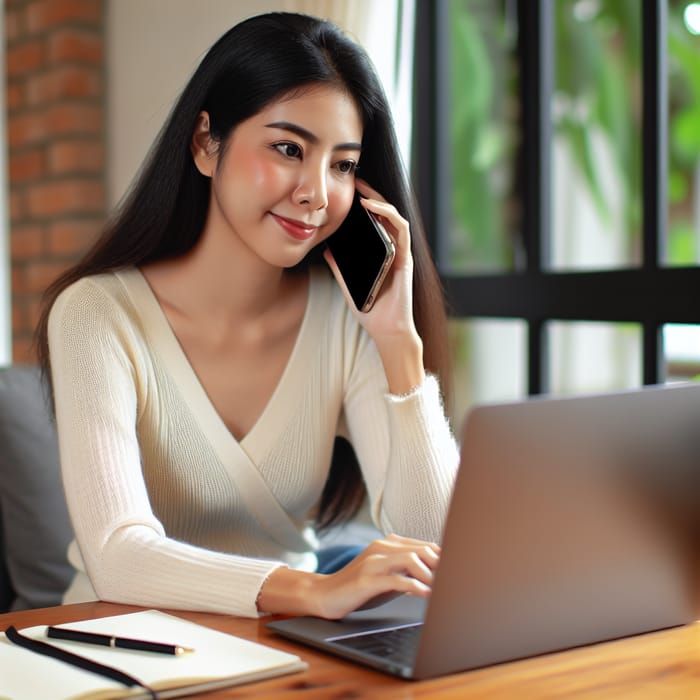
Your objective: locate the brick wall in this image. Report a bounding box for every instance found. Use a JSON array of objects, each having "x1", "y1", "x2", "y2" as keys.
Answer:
[{"x1": 5, "y1": 0, "x2": 105, "y2": 362}]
